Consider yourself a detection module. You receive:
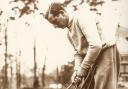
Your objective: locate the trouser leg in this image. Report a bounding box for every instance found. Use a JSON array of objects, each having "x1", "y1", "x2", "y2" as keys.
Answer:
[{"x1": 94, "y1": 46, "x2": 119, "y2": 89}]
